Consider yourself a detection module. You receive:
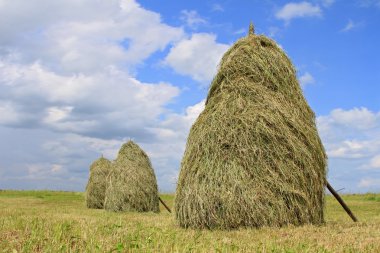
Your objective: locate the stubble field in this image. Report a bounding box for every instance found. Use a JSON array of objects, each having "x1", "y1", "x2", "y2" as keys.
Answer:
[{"x1": 1, "y1": 190, "x2": 380, "y2": 252}]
